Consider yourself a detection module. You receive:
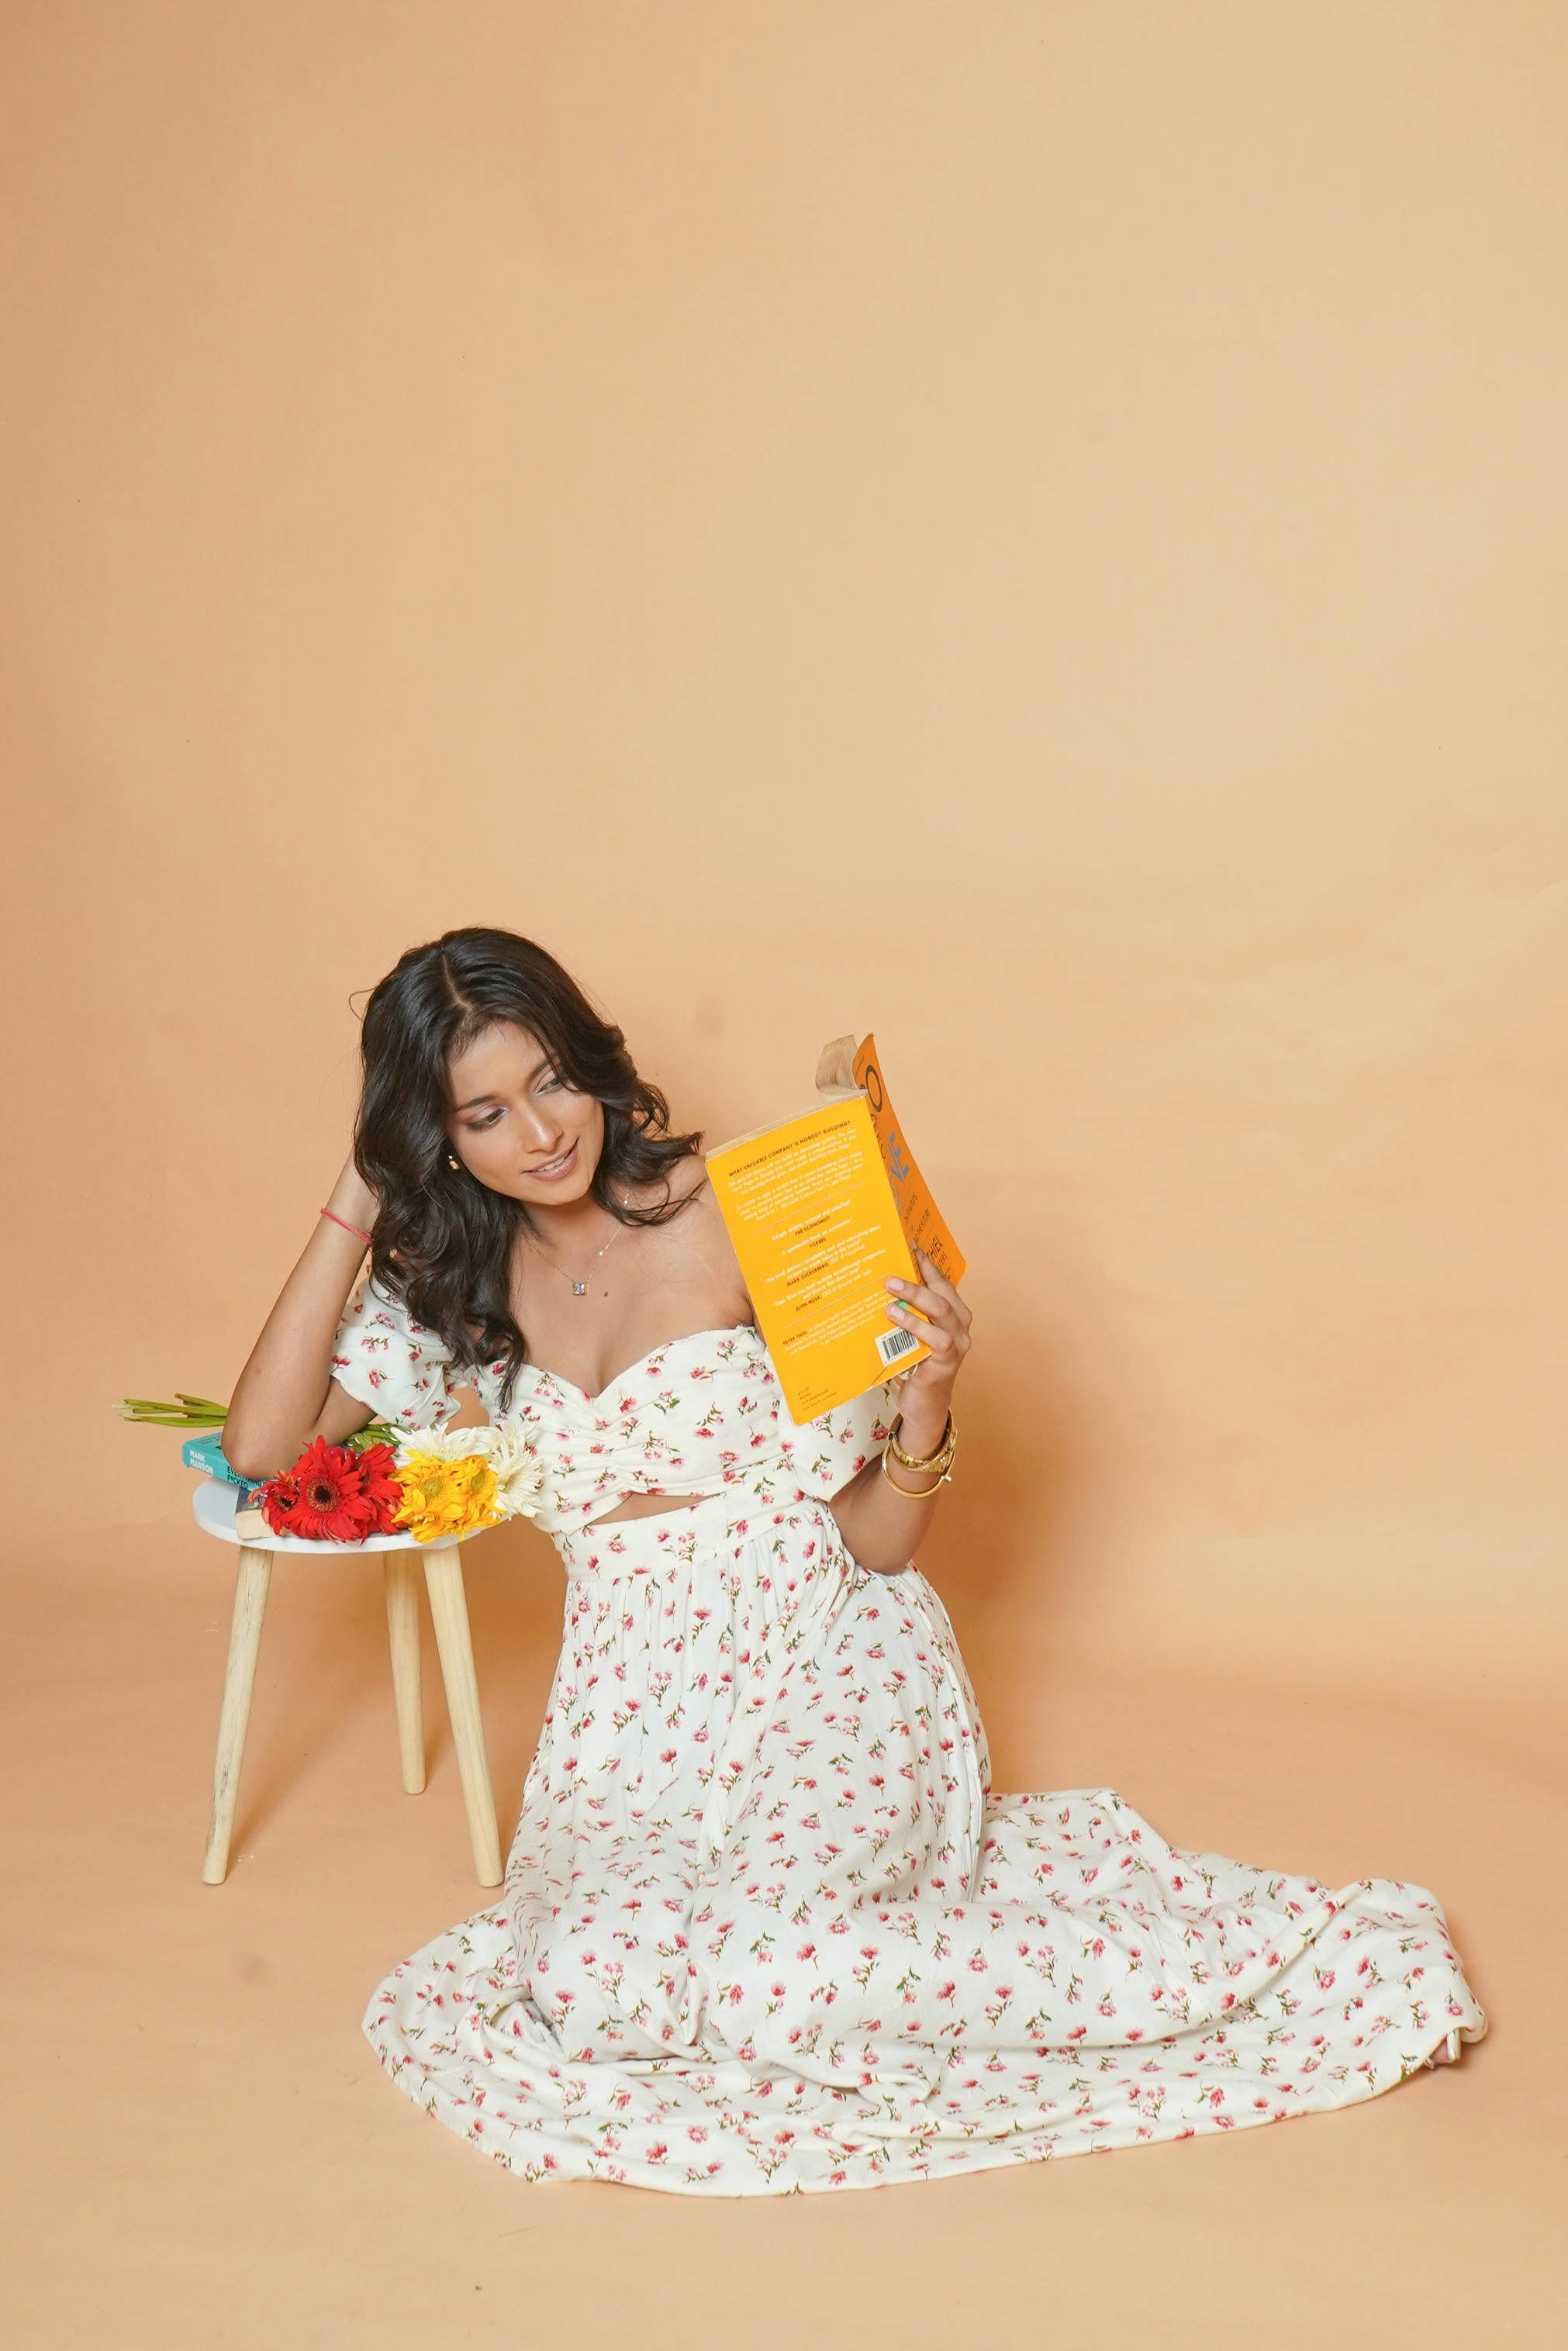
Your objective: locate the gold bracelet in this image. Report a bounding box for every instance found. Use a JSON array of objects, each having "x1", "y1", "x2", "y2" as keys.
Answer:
[
  {"x1": 880, "y1": 1447, "x2": 948, "y2": 1498},
  {"x1": 886, "y1": 1410, "x2": 957, "y2": 1479}
]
